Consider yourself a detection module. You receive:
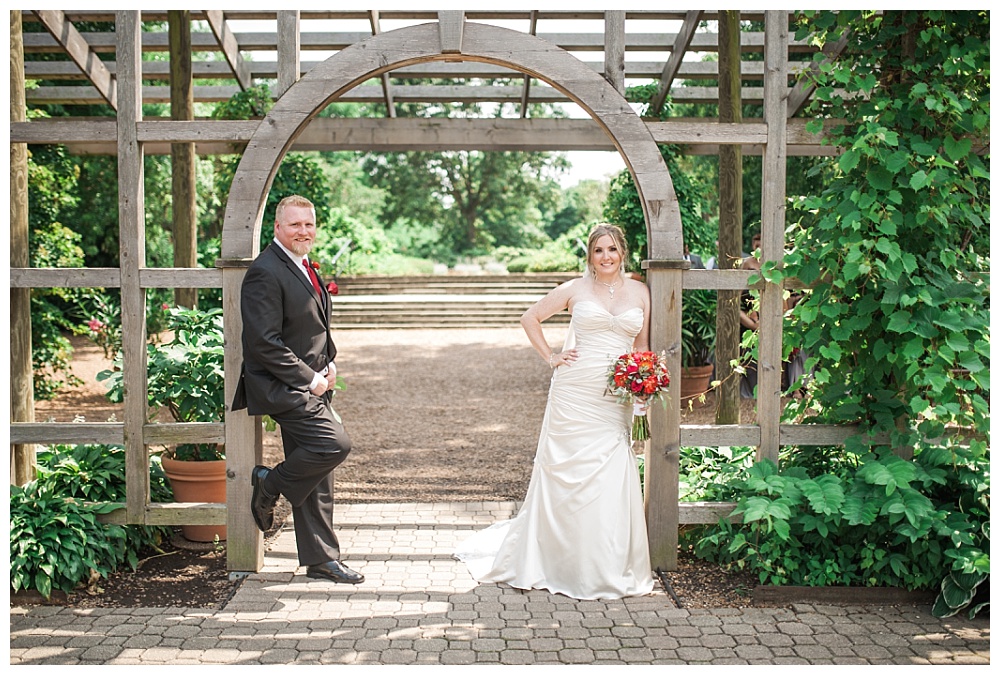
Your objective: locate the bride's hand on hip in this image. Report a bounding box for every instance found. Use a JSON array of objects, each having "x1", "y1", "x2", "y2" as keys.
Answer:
[{"x1": 549, "y1": 348, "x2": 578, "y2": 368}]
